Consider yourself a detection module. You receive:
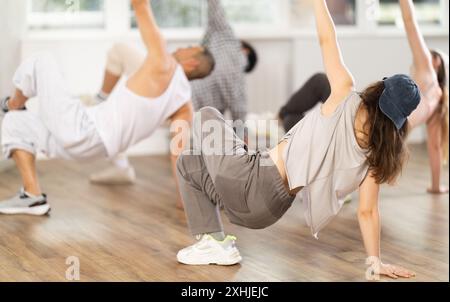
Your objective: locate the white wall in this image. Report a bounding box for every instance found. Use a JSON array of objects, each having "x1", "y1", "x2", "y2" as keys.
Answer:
[{"x1": 0, "y1": 0, "x2": 27, "y2": 171}]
